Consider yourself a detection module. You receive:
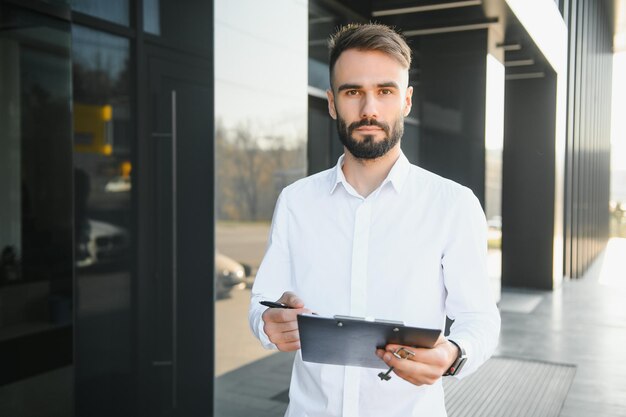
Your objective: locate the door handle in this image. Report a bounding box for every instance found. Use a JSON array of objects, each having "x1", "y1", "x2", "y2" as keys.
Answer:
[
  {"x1": 170, "y1": 89, "x2": 178, "y2": 409},
  {"x1": 150, "y1": 90, "x2": 178, "y2": 408}
]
